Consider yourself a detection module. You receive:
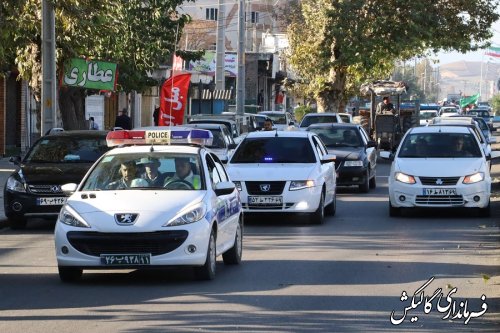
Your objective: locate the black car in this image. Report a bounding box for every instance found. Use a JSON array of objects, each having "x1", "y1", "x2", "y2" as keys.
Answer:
[
  {"x1": 4, "y1": 130, "x2": 109, "y2": 229},
  {"x1": 307, "y1": 123, "x2": 377, "y2": 192}
]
